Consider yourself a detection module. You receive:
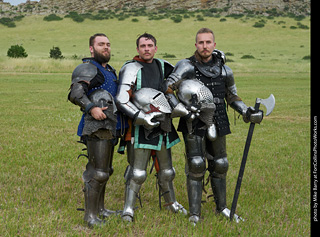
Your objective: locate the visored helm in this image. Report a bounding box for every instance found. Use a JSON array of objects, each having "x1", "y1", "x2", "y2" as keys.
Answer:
[
  {"x1": 177, "y1": 79, "x2": 214, "y2": 107},
  {"x1": 132, "y1": 88, "x2": 172, "y2": 114}
]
